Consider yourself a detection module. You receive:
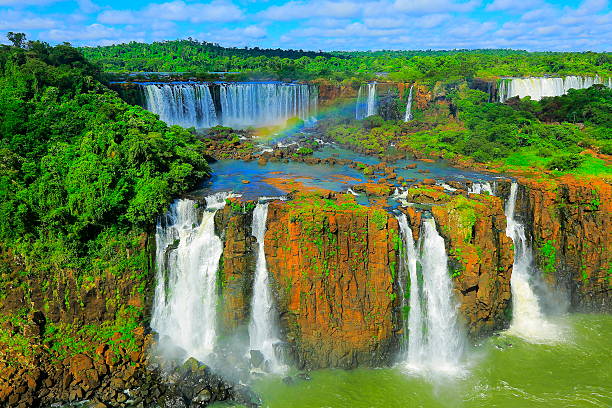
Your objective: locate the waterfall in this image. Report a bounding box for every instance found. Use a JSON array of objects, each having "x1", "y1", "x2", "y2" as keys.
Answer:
[
  {"x1": 142, "y1": 82, "x2": 315, "y2": 129},
  {"x1": 499, "y1": 76, "x2": 610, "y2": 102},
  {"x1": 355, "y1": 82, "x2": 377, "y2": 119},
  {"x1": 151, "y1": 196, "x2": 226, "y2": 361},
  {"x1": 504, "y1": 183, "x2": 560, "y2": 342},
  {"x1": 219, "y1": 83, "x2": 313, "y2": 128},
  {"x1": 396, "y1": 214, "x2": 424, "y2": 364},
  {"x1": 397, "y1": 215, "x2": 465, "y2": 374},
  {"x1": 144, "y1": 83, "x2": 218, "y2": 128},
  {"x1": 248, "y1": 202, "x2": 284, "y2": 373},
  {"x1": 468, "y1": 182, "x2": 493, "y2": 195},
  {"x1": 404, "y1": 85, "x2": 414, "y2": 122}
]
